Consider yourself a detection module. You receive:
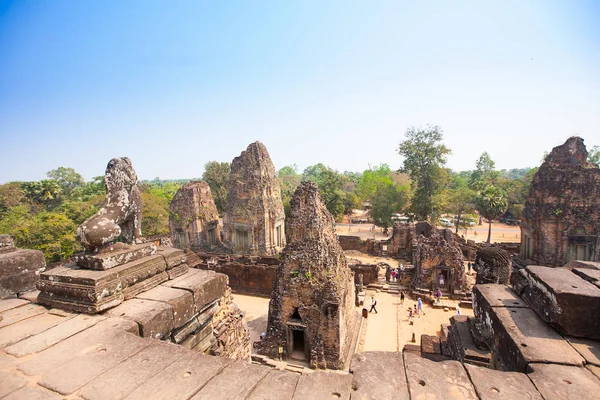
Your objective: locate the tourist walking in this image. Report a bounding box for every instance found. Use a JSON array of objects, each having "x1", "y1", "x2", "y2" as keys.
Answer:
[
  {"x1": 435, "y1": 289, "x2": 442, "y2": 303},
  {"x1": 468, "y1": 262, "x2": 472, "y2": 274},
  {"x1": 400, "y1": 291, "x2": 405, "y2": 304},
  {"x1": 391, "y1": 270, "x2": 397, "y2": 282},
  {"x1": 369, "y1": 296, "x2": 378, "y2": 313},
  {"x1": 417, "y1": 297, "x2": 424, "y2": 315}
]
